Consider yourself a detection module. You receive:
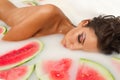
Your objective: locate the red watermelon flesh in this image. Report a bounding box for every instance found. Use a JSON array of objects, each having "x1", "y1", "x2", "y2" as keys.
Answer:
[
  {"x1": 76, "y1": 65, "x2": 105, "y2": 80},
  {"x1": 0, "y1": 40, "x2": 43, "y2": 70},
  {"x1": 0, "y1": 28, "x2": 3, "y2": 34},
  {"x1": 42, "y1": 58, "x2": 72, "y2": 80},
  {"x1": 0, "y1": 26, "x2": 7, "y2": 35},
  {"x1": 0, "y1": 42, "x2": 38, "y2": 66},
  {"x1": 0, "y1": 65, "x2": 34, "y2": 80},
  {"x1": 36, "y1": 58, "x2": 114, "y2": 80},
  {"x1": 76, "y1": 58, "x2": 114, "y2": 80}
]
